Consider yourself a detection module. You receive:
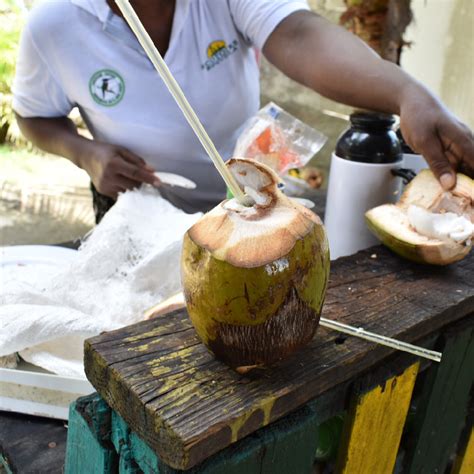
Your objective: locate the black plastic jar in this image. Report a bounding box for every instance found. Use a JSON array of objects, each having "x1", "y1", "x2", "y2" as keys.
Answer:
[{"x1": 336, "y1": 112, "x2": 402, "y2": 164}]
